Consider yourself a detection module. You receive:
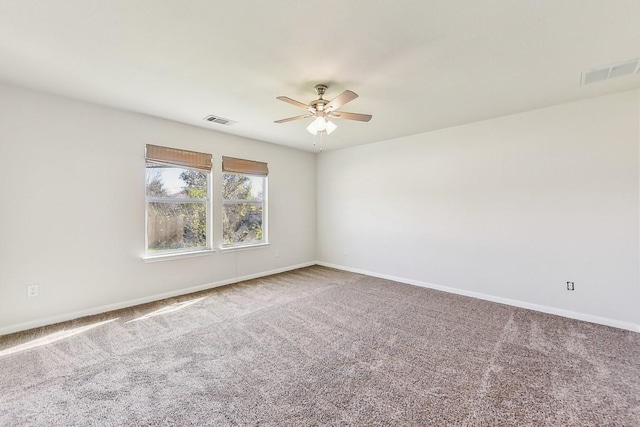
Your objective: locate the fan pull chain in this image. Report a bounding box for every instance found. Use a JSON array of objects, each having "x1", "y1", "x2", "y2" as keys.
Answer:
[{"x1": 311, "y1": 131, "x2": 323, "y2": 152}]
